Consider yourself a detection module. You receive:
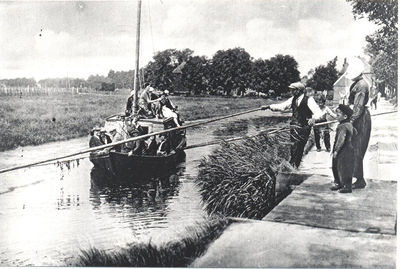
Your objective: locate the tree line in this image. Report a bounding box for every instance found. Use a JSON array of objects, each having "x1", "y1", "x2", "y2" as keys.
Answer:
[
  {"x1": 1, "y1": 1, "x2": 396, "y2": 99},
  {"x1": 1, "y1": 49, "x2": 340, "y2": 97}
]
